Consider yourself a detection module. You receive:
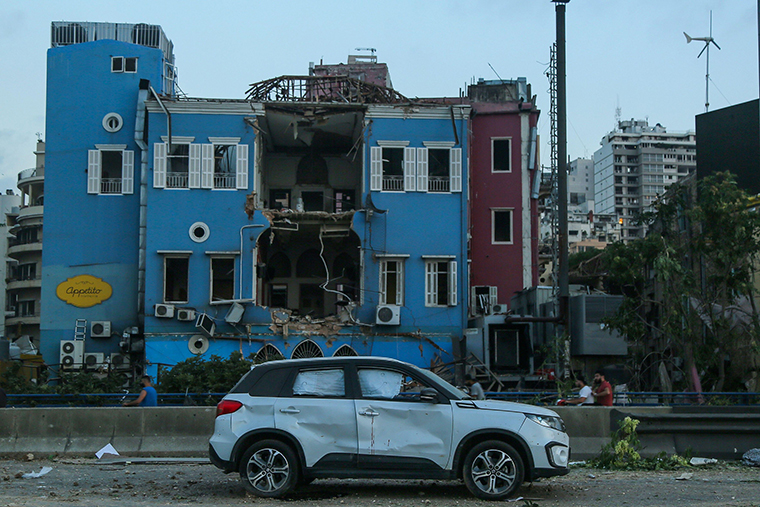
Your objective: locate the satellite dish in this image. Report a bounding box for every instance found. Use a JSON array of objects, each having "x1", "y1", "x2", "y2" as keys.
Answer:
[{"x1": 188, "y1": 335, "x2": 209, "y2": 355}]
